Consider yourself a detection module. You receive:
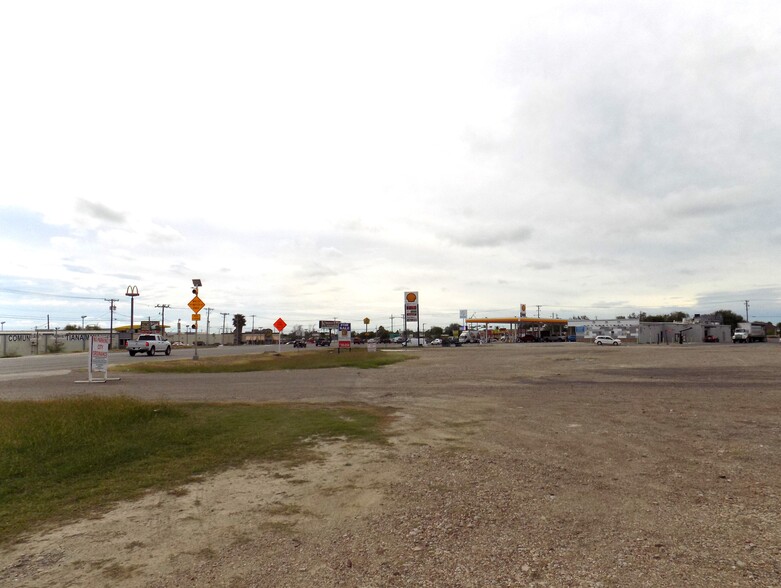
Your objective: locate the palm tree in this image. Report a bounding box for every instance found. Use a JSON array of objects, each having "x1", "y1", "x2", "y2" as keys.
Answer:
[{"x1": 232, "y1": 313, "x2": 247, "y2": 345}]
